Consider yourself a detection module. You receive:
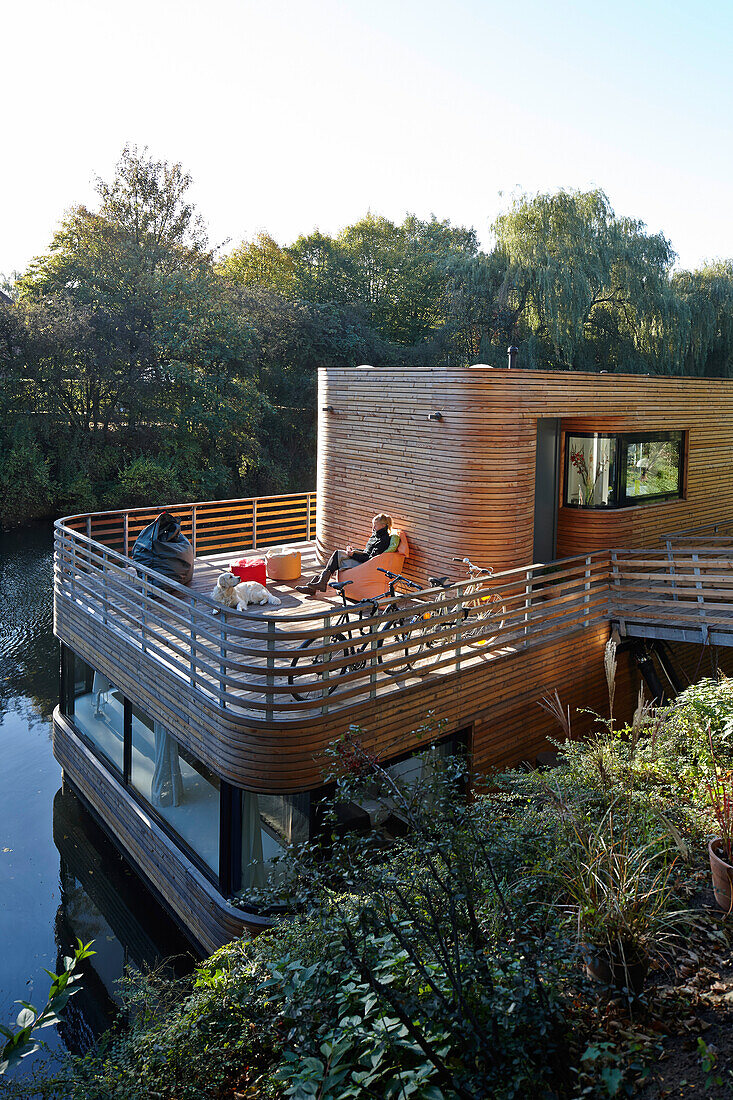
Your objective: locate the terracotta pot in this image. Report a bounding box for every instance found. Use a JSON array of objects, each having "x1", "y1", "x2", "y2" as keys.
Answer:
[
  {"x1": 709, "y1": 839, "x2": 733, "y2": 913},
  {"x1": 584, "y1": 947, "x2": 648, "y2": 994}
]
